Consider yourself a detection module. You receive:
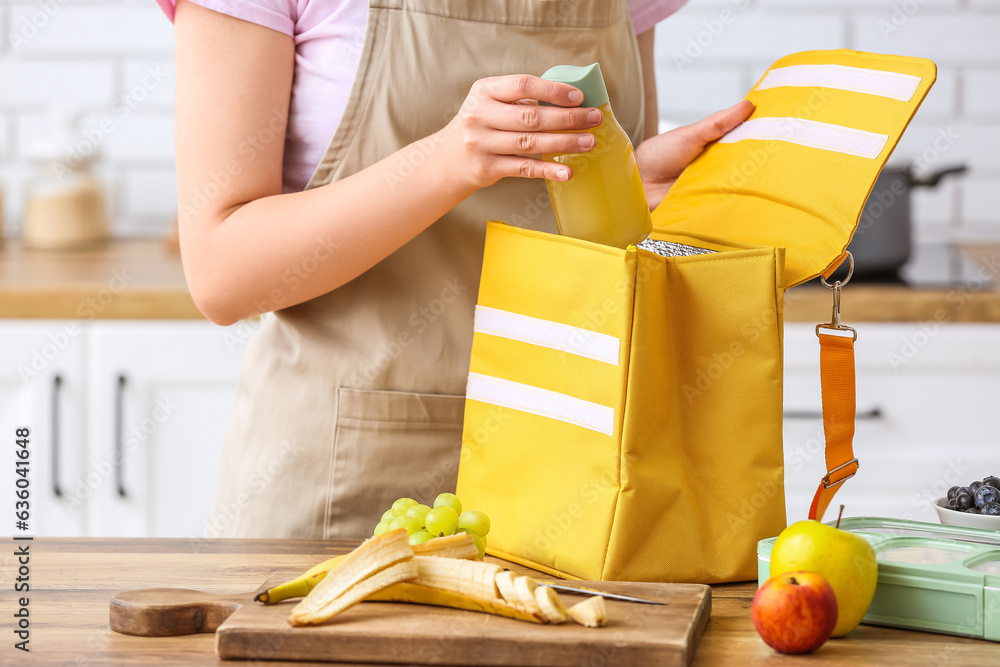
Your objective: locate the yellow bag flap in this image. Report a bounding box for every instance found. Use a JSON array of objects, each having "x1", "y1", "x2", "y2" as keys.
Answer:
[{"x1": 651, "y1": 49, "x2": 936, "y2": 287}]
